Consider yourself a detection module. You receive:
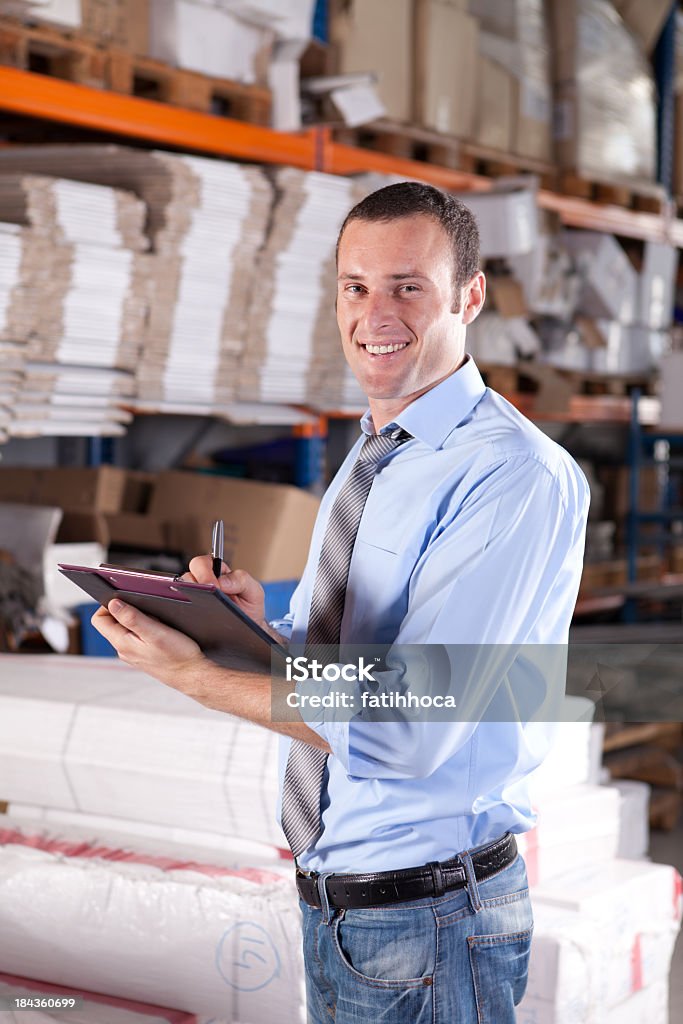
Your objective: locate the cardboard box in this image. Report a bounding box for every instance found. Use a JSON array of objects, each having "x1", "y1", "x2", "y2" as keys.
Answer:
[
  {"x1": 590, "y1": 323, "x2": 666, "y2": 375},
  {"x1": 602, "y1": 468, "x2": 659, "y2": 524},
  {"x1": 0, "y1": 466, "x2": 131, "y2": 515},
  {"x1": 81, "y1": 0, "x2": 148, "y2": 54},
  {"x1": 515, "y1": 74, "x2": 553, "y2": 162},
  {"x1": 149, "y1": 0, "x2": 273, "y2": 83},
  {"x1": 675, "y1": 94, "x2": 683, "y2": 195},
  {"x1": 454, "y1": 186, "x2": 538, "y2": 258},
  {"x1": 549, "y1": 8, "x2": 656, "y2": 181},
  {"x1": 562, "y1": 231, "x2": 638, "y2": 323},
  {"x1": 414, "y1": 1, "x2": 478, "y2": 136},
  {"x1": 487, "y1": 275, "x2": 528, "y2": 318},
  {"x1": 517, "y1": 784, "x2": 620, "y2": 886},
  {"x1": 659, "y1": 350, "x2": 683, "y2": 429},
  {"x1": 330, "y1": 0, "x2": 412, "y2": 122},
  {"x1": 617, "y1": 0, "x2": 672, "y2": 54},
  {"x1": 526, "y1": 860, "x2": 683, "y2": 1017},
  {"x1": 20, "y1": 0, "x2": 81, "y2": 28},
  {"x1": 637, "y1": 240, "x2": 678, "y2": 329},
  {"x1": 148, "y1": 471, "x2": 319, "y2": 581},
  {"x1": 474, "y1": 54, "x2": 514, "y2": 150}
]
